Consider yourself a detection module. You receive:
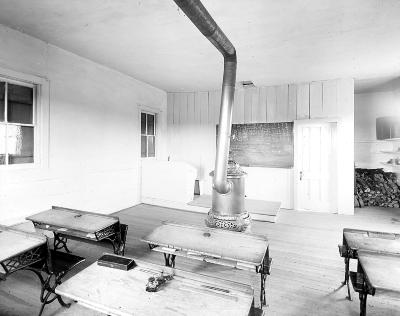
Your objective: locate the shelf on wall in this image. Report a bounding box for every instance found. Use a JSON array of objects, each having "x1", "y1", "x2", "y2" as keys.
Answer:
[
  {"x1": 380, "y1": 162, "x2": 400, "y2": 170},
  {"x1": 379, "y1": 139, "x2": 400, "y2": 171},
  {"x1": 382, "y1": 138, "x2": 400, "y2": 142},
  {"x1": 381, "y1": 151, "x2": 400, "y2": 154}
]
